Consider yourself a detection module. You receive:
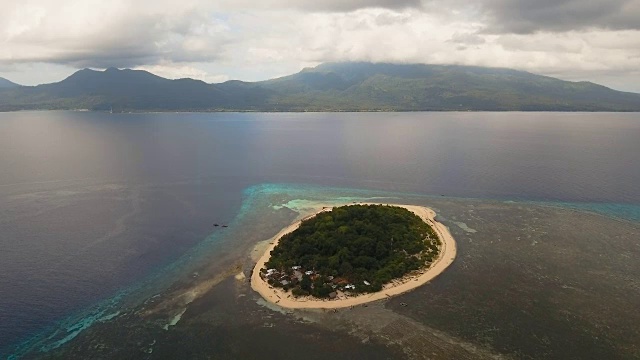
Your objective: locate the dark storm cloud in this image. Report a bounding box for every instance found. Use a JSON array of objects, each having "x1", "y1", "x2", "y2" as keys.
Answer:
[{"x1": 481, "y1": 0, "x2": 640, "y2": 33}]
